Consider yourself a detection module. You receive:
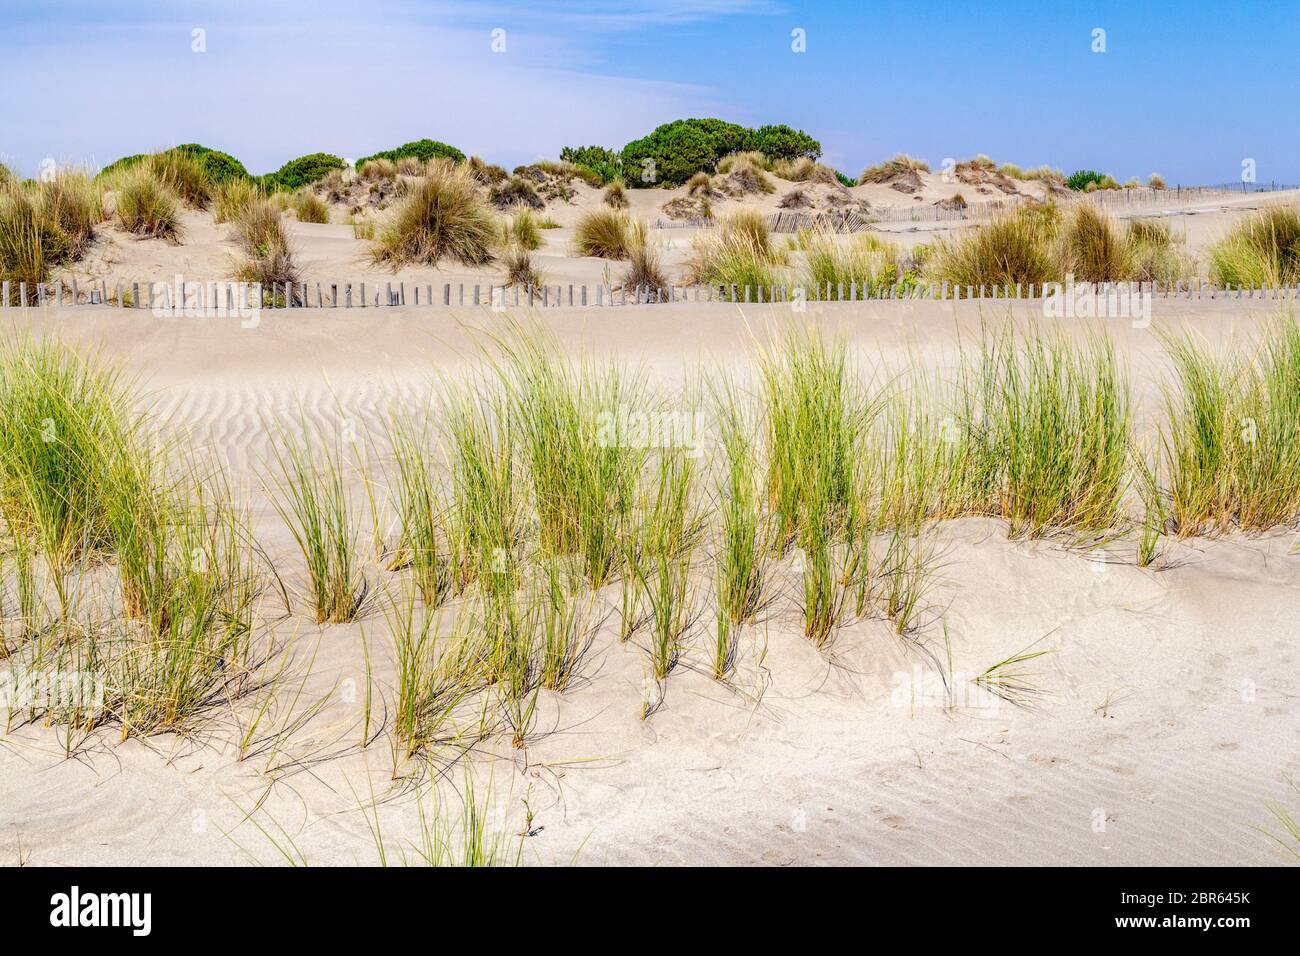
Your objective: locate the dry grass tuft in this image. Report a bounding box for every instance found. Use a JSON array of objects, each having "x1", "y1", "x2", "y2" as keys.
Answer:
[
  {"x1": 114, "y1": 167, "x2": 183, "y2": 242},
  {"x1": 573, "y1": 207, "x2": 634, "y2": 259},
  {"x1": 371, "y1": 164, "x2": 496, "y2": 267}
]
